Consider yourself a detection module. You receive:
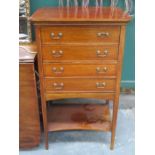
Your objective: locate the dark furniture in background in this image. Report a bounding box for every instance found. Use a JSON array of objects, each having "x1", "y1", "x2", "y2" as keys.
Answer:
[{"x1": 19, "y1": 44, "x2": 40, "y2": 148}]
